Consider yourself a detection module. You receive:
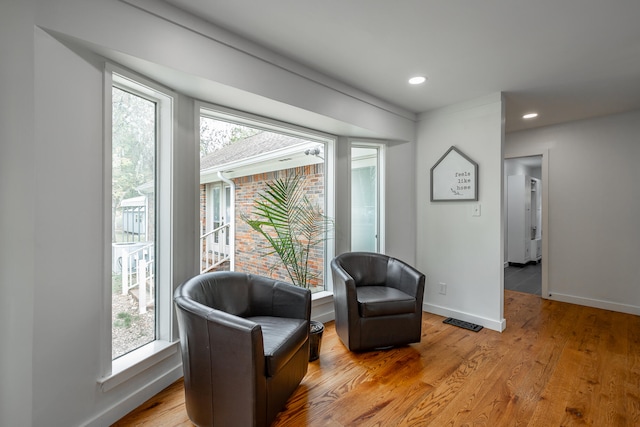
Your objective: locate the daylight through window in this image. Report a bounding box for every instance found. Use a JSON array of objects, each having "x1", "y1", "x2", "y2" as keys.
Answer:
[
  {"x1": 199, "y1": 111, "x2": 334, "y2": 293},
  {"x1": 351, "y1": 143, "x2": 383, "y2": 253},
  {"x1": 111, "y1": 85, "x2": 157, "y2": 360}
]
